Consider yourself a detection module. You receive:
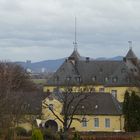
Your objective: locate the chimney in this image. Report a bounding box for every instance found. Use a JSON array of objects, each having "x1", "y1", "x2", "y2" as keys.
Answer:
[{"x1": 86, "y1": 57, "x2": 90, "y2": 62}]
